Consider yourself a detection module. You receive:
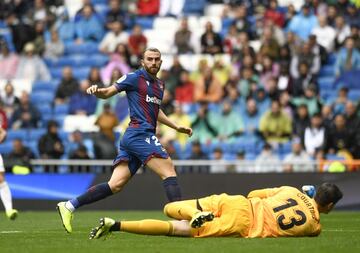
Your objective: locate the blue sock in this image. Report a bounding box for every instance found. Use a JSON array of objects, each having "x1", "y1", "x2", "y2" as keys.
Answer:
[
  {"x1": 162, "y1": 176, "x2": 182, "y2": 202},
  {"x1": 69, "y1": 183, "x2": 113, "y2": 209}
]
